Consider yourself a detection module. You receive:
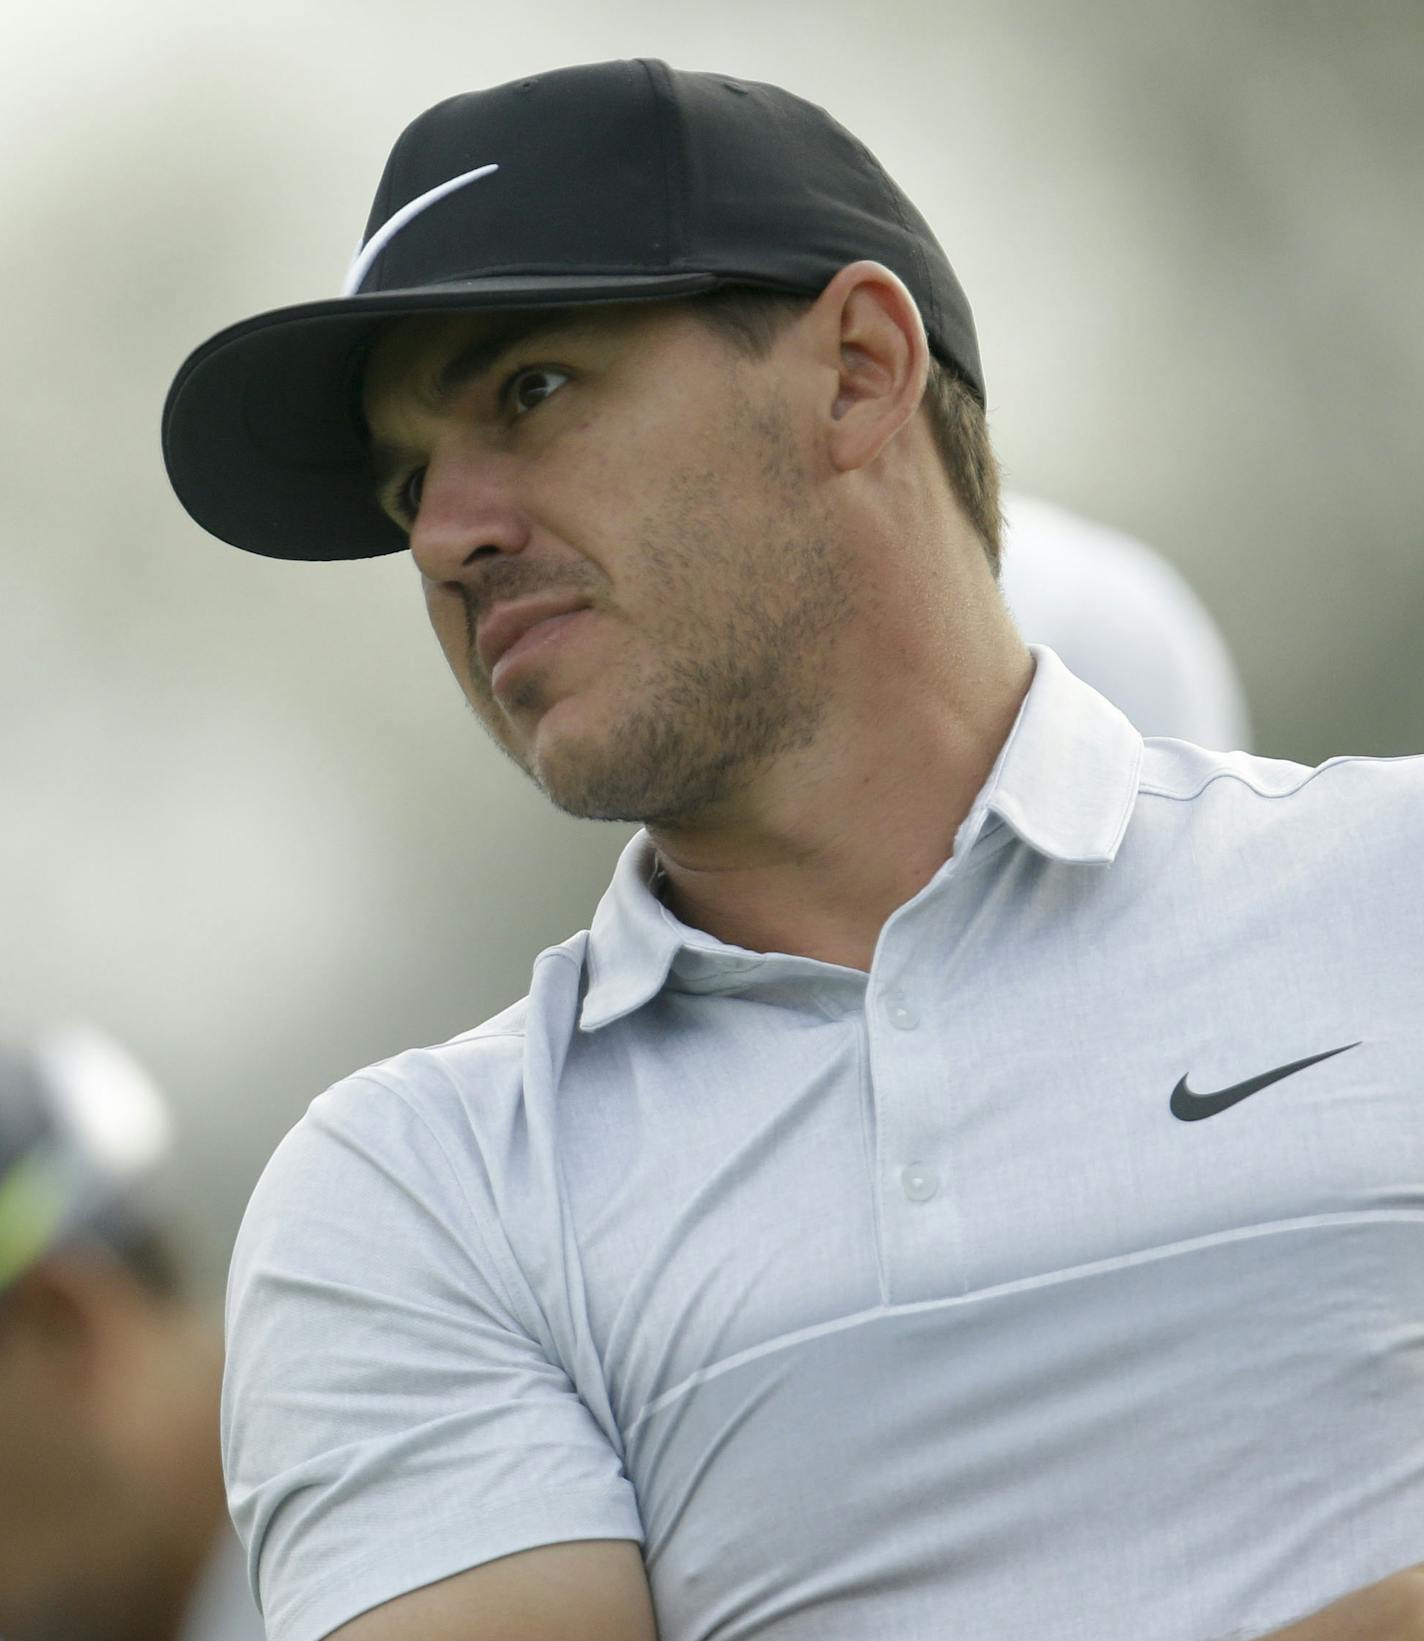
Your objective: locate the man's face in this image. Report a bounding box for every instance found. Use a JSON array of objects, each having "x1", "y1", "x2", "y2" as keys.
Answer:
[{"x1": 362, "y1": 301, "x2": 857, "y2": 826}]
